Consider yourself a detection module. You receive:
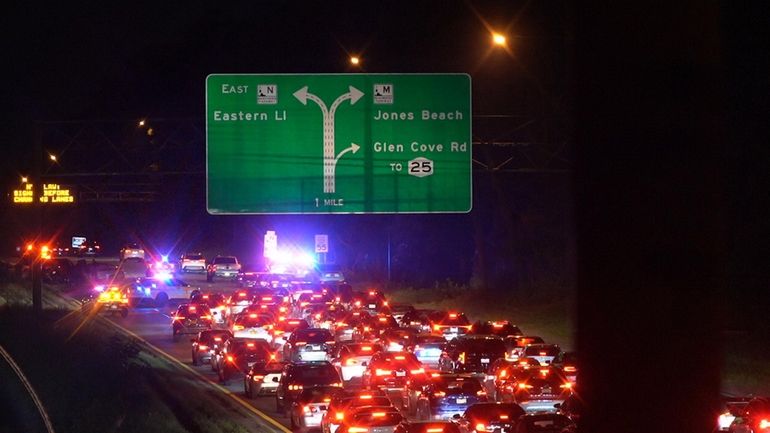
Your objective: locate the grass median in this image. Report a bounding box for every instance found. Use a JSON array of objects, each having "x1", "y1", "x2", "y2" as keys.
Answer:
[
  {"x1": 0, "y1": 281, "x2": 261, "y2": 433},
  {"x1": 384, "y1": 280, "x2": 575, "y2": 349}
]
